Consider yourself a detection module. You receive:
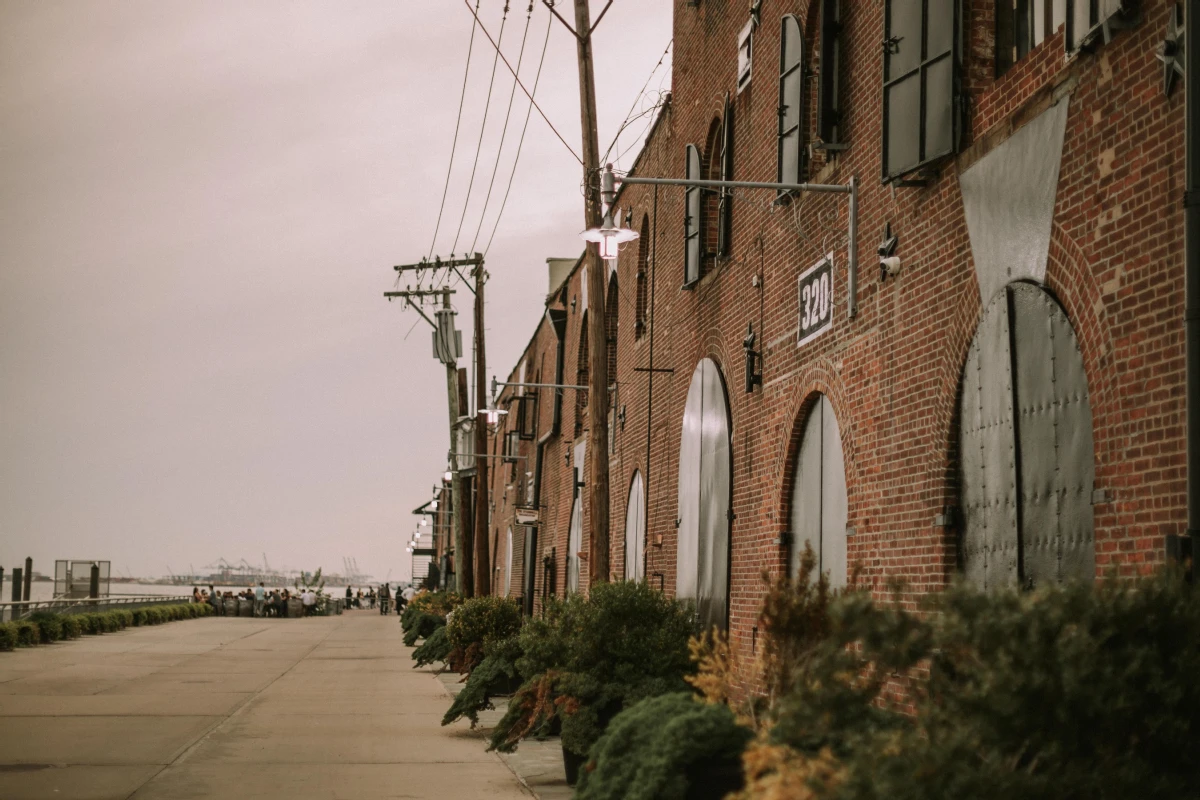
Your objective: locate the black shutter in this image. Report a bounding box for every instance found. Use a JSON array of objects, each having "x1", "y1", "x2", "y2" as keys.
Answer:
[
  {"x1": 817, "y1": 0, "x2": 841, "y2": 145},
  {"x1": 777, "y1": 15, "x2": 804, "y2": 187},
  {"x1": 684, "y1": 144, "x2": 701, "y2": 285},
  {"x1": 517, "y1": 392, "x2": 538, "y2": 440},
  {"x1": 882, "y1": 0, "x2": 958, "y2": 181},
  {"x1": 717, "y1": 94, "x2": 734, "y2": 257}
]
